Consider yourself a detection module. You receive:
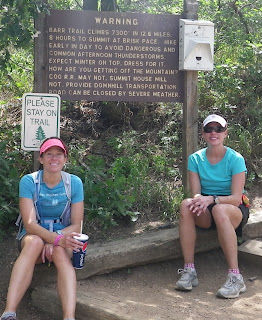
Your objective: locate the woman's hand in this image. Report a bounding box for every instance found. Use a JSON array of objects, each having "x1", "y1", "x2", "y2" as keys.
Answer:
[
  {"x1": 56, "y1": 232, "x2": 84, "y2": 251},
  {"x1": 187, "y1": 195, "x2": 213, "y2": 216},
  {"x1": 41, "y1": 232, "x2": 84, "y2": 263},
  {"x1": 41, "y1": 243, "x2": 54, "y2": 264}
]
